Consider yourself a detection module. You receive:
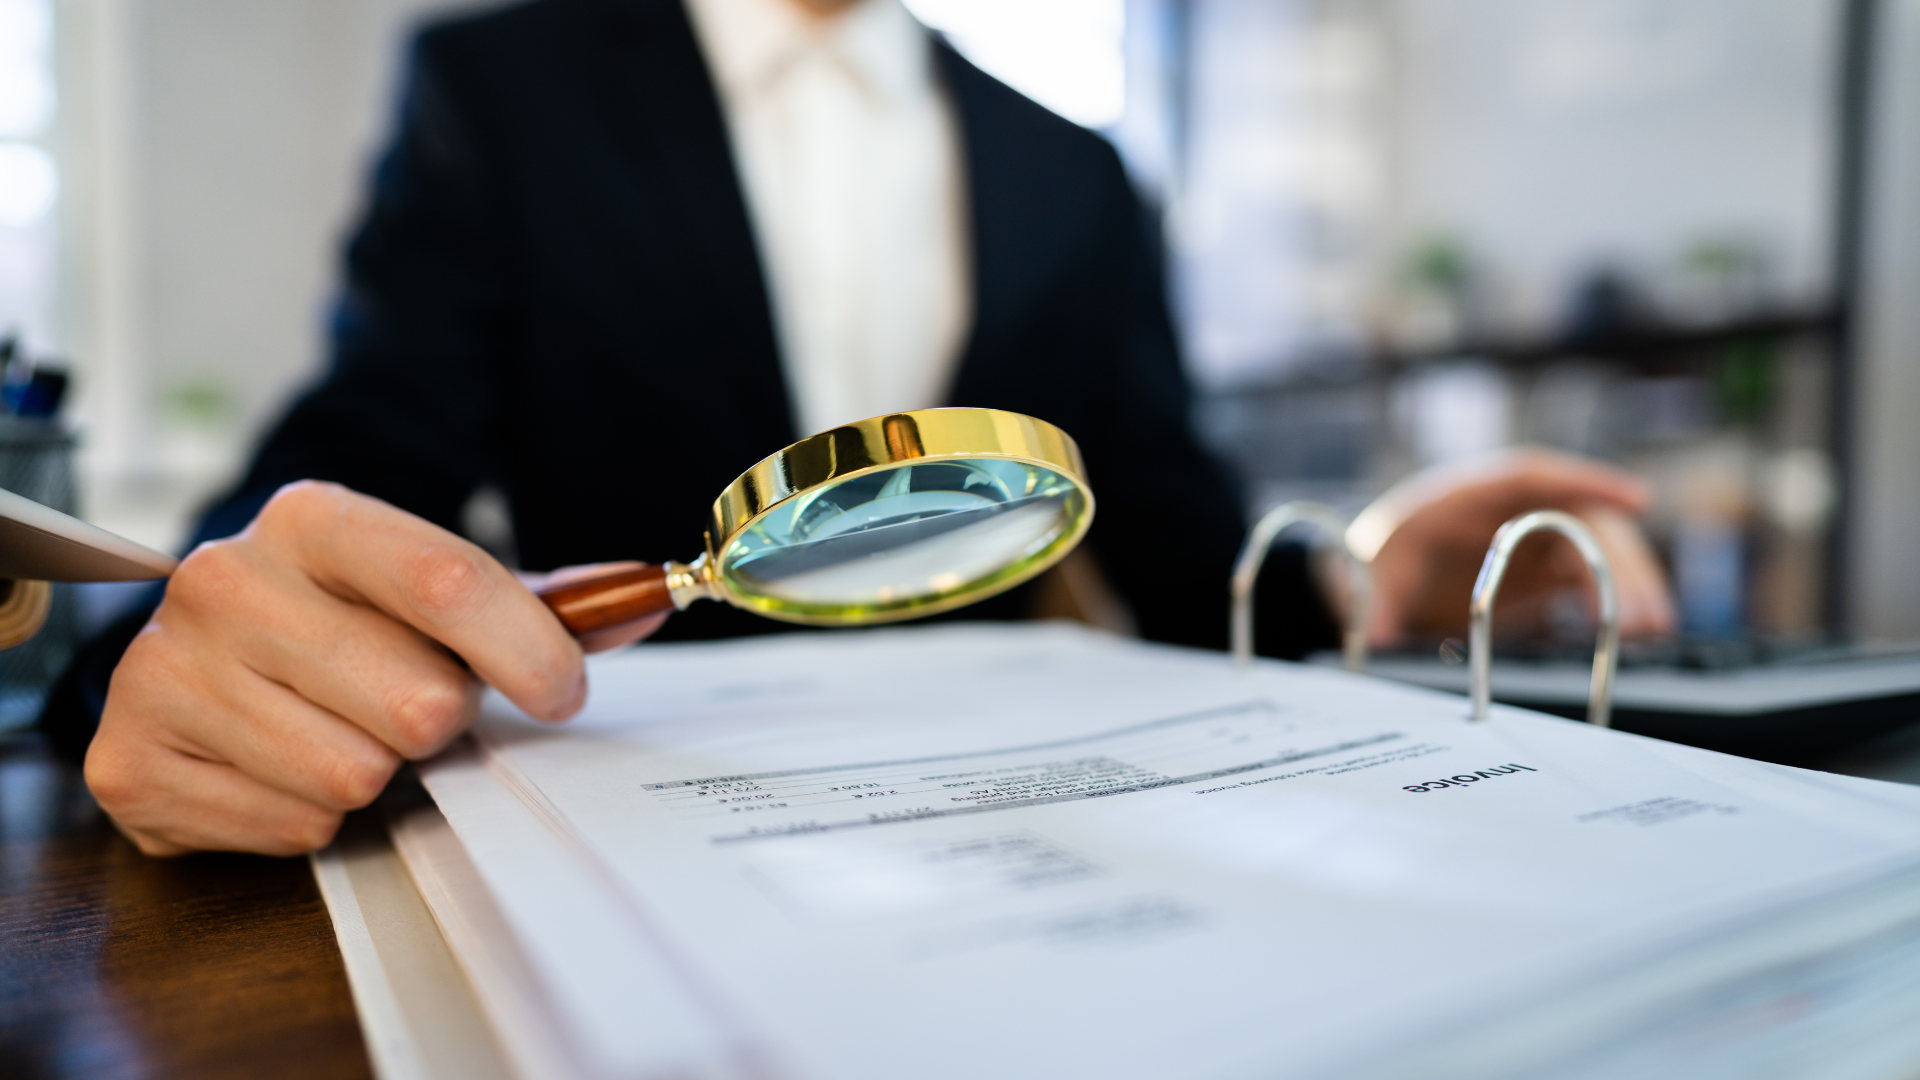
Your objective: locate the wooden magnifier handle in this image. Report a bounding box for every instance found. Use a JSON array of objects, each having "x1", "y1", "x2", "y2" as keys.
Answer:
[{"x1": 536, "y1": 565, "x2": 677, "y2": 638}]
